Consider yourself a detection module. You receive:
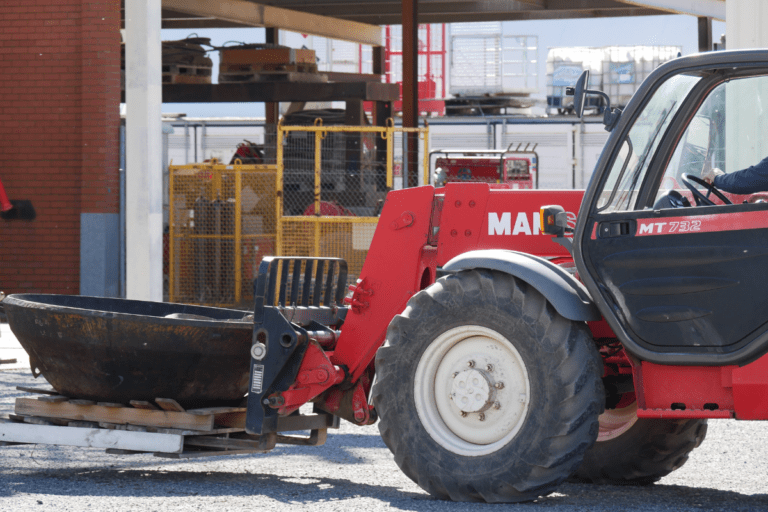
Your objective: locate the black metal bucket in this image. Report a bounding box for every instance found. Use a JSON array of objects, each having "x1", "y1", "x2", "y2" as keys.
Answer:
[{"x1": 3, "y1": 294, "x2": 253, "y2": 408}]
